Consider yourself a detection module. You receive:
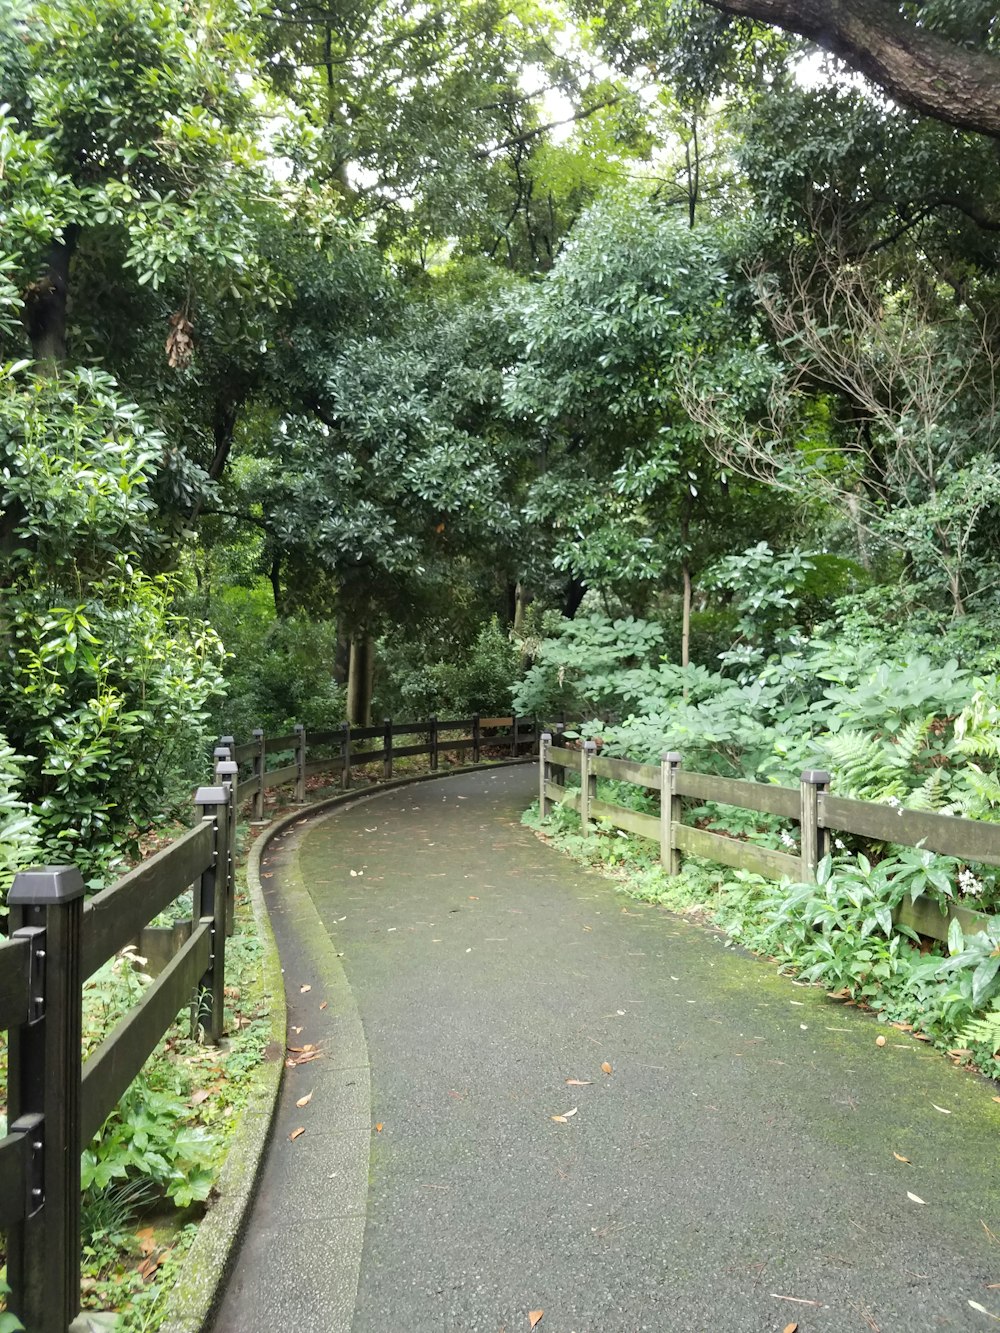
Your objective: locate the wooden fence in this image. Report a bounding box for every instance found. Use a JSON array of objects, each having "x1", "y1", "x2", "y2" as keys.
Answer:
[
  {"x1": 0, "y1": 713, "x2": 534, "y2": 1333},
  {"x1": 227, "y1": 714, "x2": 535, "y2": 819},
  {"x1": 539, "y1": 732, "x2": 999, "y2": 943},
  {"x1": 0, "y1": 783, "x2": 231, "y2": 1333}
]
